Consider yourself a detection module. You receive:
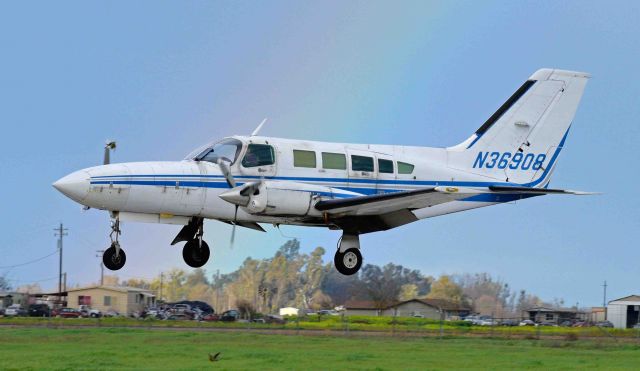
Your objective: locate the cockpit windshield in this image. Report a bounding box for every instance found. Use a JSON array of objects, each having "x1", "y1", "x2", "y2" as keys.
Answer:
[{"x1": 188, "y1": 138, "x2": 243, "y2": 165}]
